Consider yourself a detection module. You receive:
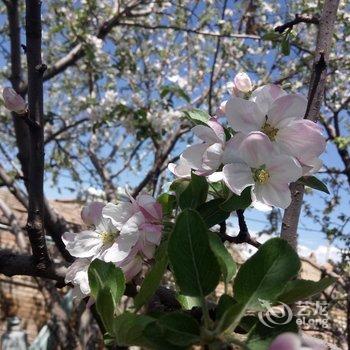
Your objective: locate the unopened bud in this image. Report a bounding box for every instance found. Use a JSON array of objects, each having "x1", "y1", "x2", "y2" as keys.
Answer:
[
  {"x1": 2, "y1": 87, "x2": 27, "y2": 114},
  {"x1": 233, "y1": 72, "x2": 252, "y2": 93}
]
